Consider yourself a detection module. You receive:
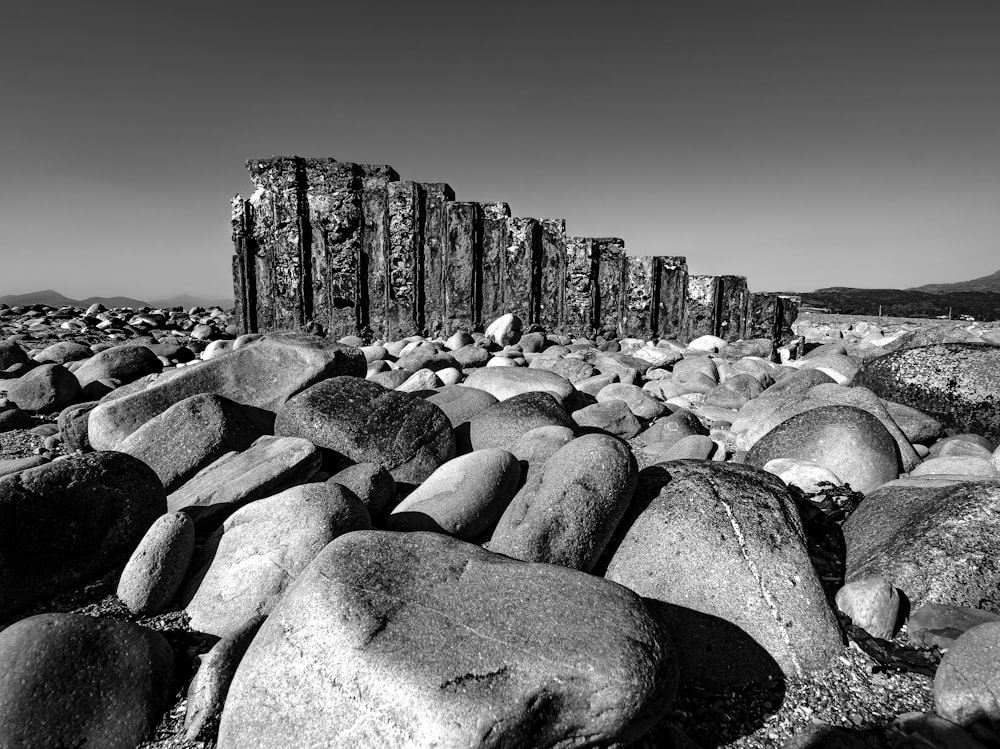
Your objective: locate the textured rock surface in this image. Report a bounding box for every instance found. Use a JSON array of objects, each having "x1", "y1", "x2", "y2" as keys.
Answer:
[
  {"x1": 468, "y1": 391, "x2": 575, "y2": 451},
  {"x1": 844, "y1": 478, "x2": 1000, "y2": 611},
  {"x1": 854, "y1": 342, "x2": 1000, "y2": 442},
  {"x1": 489, "y1": 434, "x2": 637, "y2": 571},
  {"x1": 934, "y1": 622, "x2": 1000, "y2": 727},
  {"x1": 217, "y1": 530, "x2": 677, "y2": 748},
  {"x1": 0, "y1": 451, "x2": 166, "y2": 619},
  {"x1": 0, "y1": 613, "x2": 175, "y2": 749},
  {"x1": 166, "y1": 435, "x2": 321, "y2": 527},
  {"x1": 605, "y1": 461, "x2": 843, "y2": 687},
  {"x1": 275, "y1": 376, "x2": 454, "y2": 488},
  {"x1": 184, "y1": 483, "x2": 370, "y2": 638},
  {"x1": 117, "y1": 393, "x2": 272, "y2": 492},
  {"x1": 88, "y1": 332, "x2": 365, "y2": 450}
]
